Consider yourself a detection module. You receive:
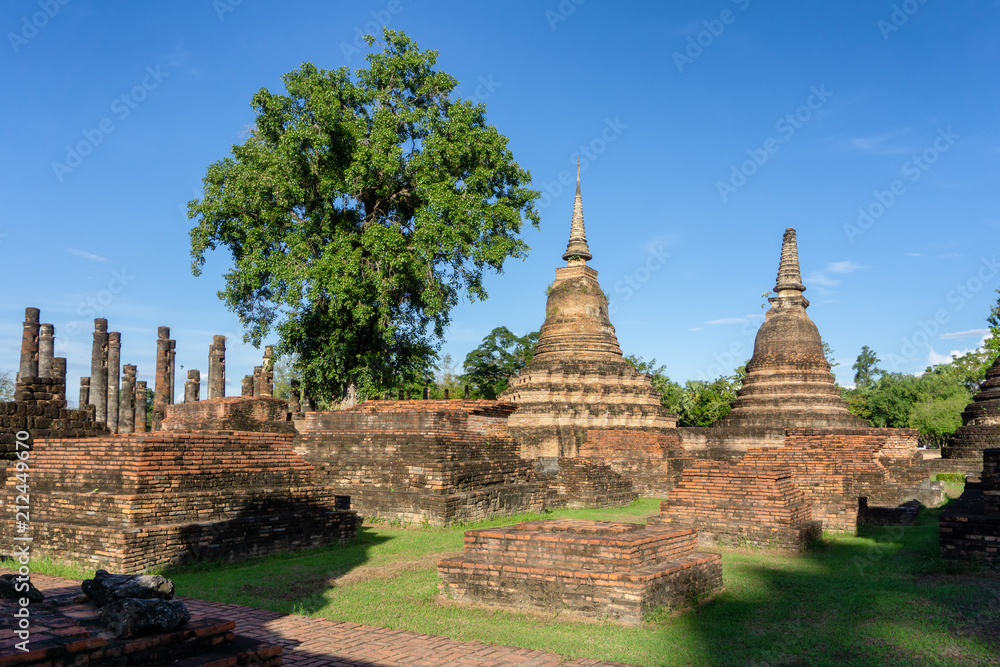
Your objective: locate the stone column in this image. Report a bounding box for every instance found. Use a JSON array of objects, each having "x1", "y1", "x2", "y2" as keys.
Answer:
[
  {"x1": 153, "y1": 327, "x2": 175, "y2": 429},
  {"x1": 18, "y1": 307, "x2": 40, "y2": 382},
  {"x1": 241, "y1": 374, "x2": 254, "y2": 396},
  {"x1": 261, "y1": 346, "x2": 274, "y2": 397},
  {"x1": 38, "y1": 323, "x2": 54, "y2": 379},
  {"x1": 51, "y1": 357, "x2": 66, "y2": 403},
  {"x1": 107, "y1": 332, "x2": 121, "y2": 433},
  {"x1": 120, "y1": 365, "x2": 136, "y2": 434},
  {"x1": 134, "y1": 380, "x2": 148, "y2": 433},
  {"x1": 90, "y1": 319, "x2": 109, "y2": 425},
  {"x1": 184, "y1": 370, "x2": 201, "y2": 403},
  {"x1": 80, "y1": 377, "x2": 90, "y2": 409},
  {"x1": 208, "y1": 335, "x2": 226, "y2": 399},
  {"x1": 252, "y1": 366, "x2": 263, "y2": 396},
  {"x1": 289, "y1": 379, "x2": 301, "y2": 413}
]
